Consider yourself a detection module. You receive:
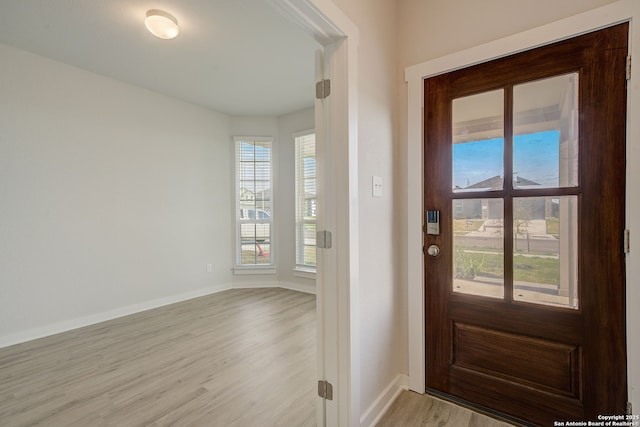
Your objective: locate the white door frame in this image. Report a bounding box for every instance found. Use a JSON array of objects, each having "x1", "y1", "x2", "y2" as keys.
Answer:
[
  {"x1": 269, "y1": 1, "x2": 360, "y2": 425},
  {"x1": 405, "y1": 0, "x2": 640, "y2": 410}
]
